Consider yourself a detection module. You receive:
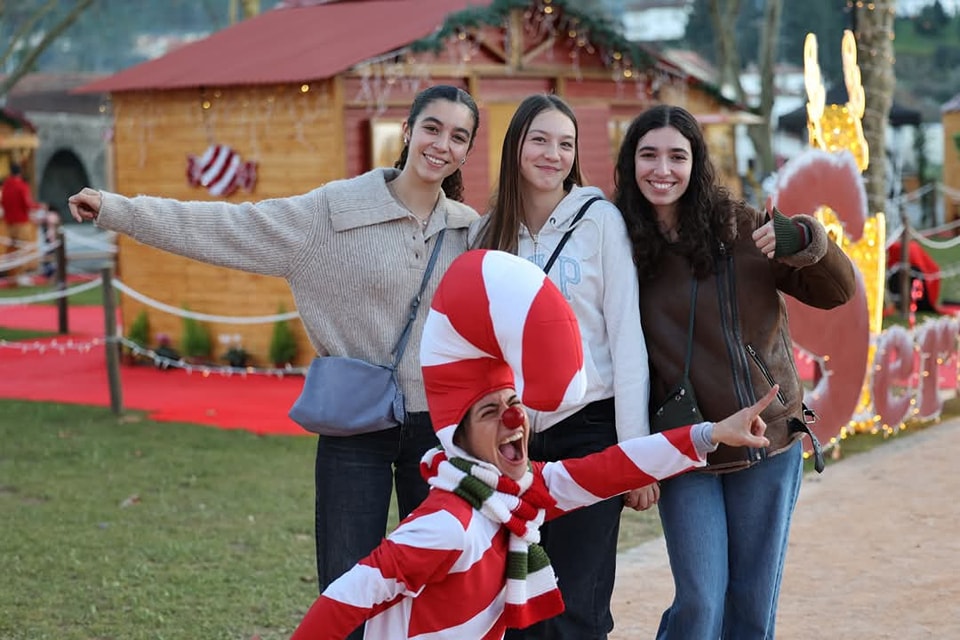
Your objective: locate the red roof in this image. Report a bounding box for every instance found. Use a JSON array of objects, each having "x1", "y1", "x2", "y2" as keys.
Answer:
[{"x1": 77, "y1": 0, "x2": 486, "y2": 93}]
